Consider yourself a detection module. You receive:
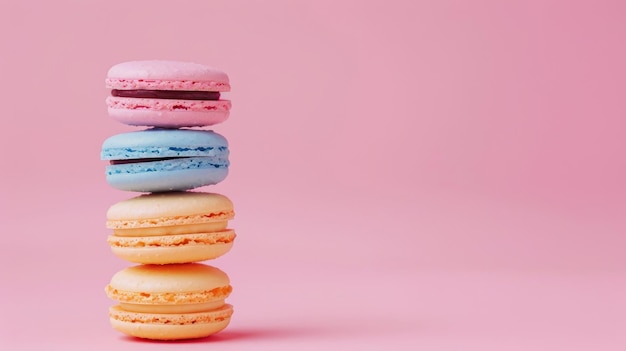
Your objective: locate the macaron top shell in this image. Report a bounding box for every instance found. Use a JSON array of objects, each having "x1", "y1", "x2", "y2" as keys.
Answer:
[
  {"x1": 107, "y1": 192, "x2": 234, "y2": 228},
  {"x1": 109, "y1": 264, "x2": 230, "y2": 293},
  {"x1": 106, "y1": 60, "x2": 230, "y2": 92},
  {"x1": 101, "y1": 129, "x2": 228, "y2": 160}
]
